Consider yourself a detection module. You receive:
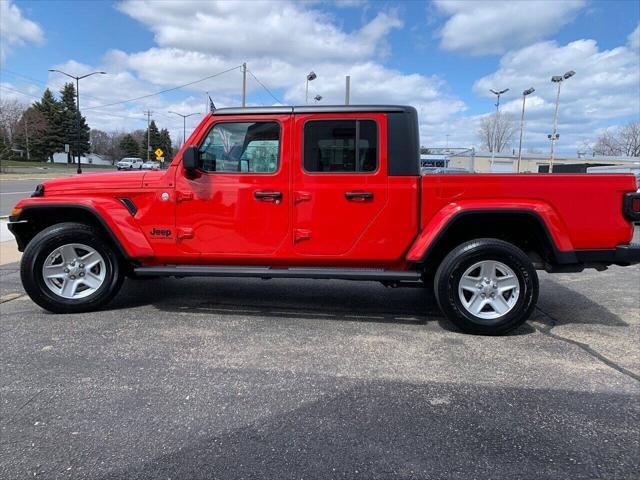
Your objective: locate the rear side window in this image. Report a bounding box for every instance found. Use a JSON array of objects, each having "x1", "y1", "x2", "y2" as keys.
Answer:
[
  {"x1": 304, "y1": 120, "x2": 377, "y2": 173},
  {"x1": 199, "y1": 121, "x2": 280, "y2": 173}
]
